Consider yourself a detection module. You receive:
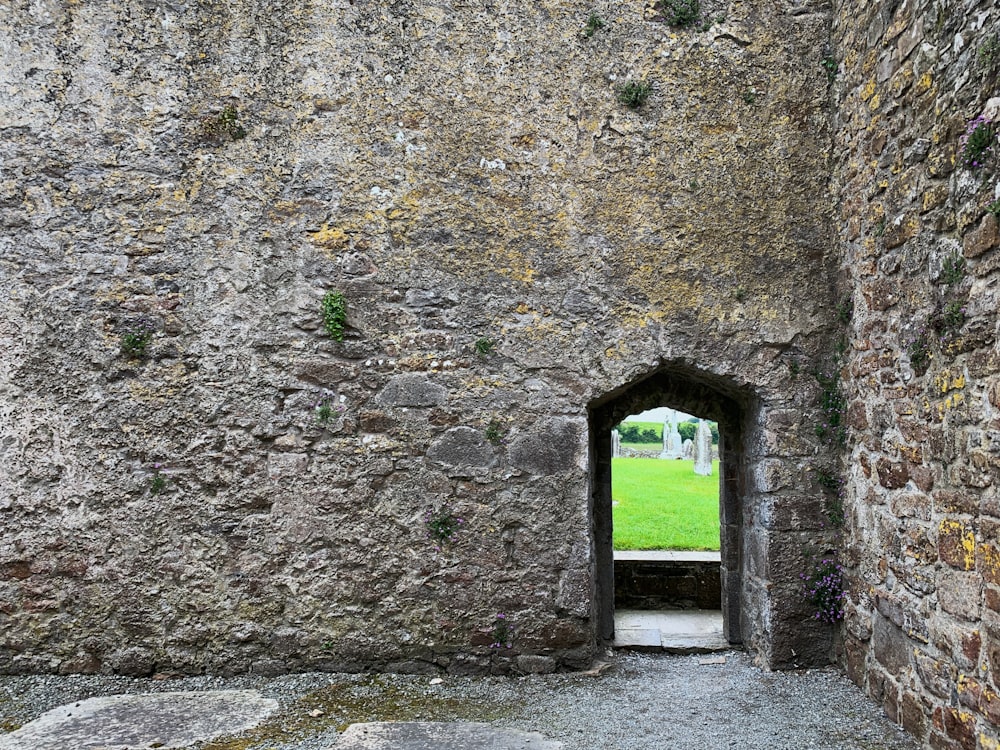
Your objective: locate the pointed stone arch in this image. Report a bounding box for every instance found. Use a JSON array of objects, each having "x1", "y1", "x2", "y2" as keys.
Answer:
[{"x1": 588, "y1": 361, "x2": 830, "y2": 667}]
